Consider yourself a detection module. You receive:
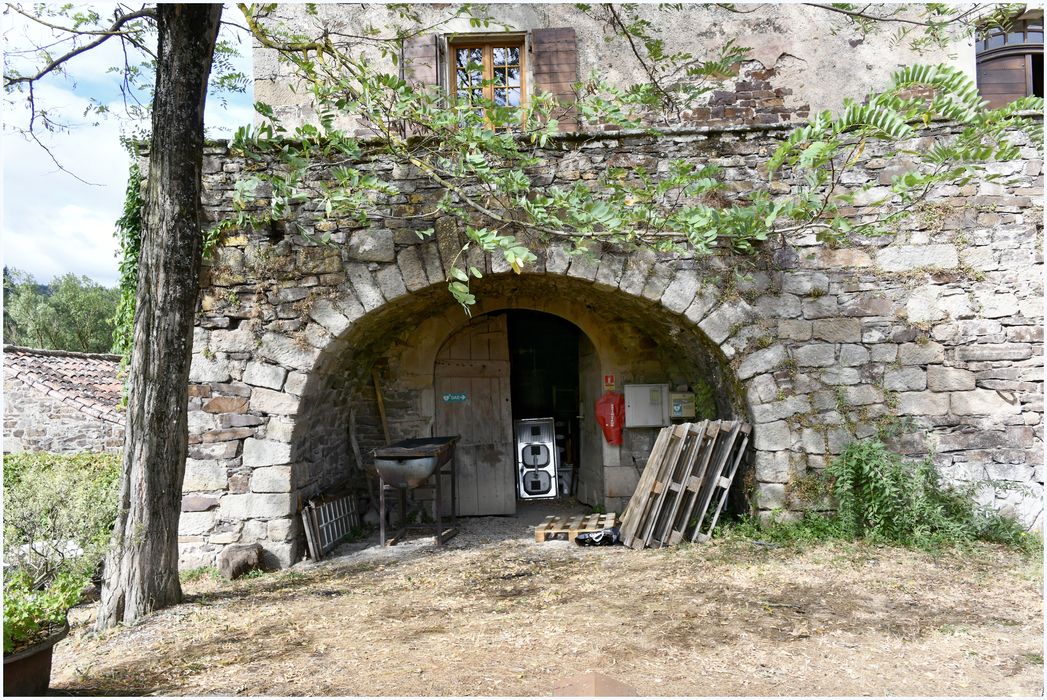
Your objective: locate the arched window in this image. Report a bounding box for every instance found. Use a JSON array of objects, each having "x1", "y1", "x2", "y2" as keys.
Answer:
[{"x1": 976, "y1": 17, "x2": 1044, "y2": 108}]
